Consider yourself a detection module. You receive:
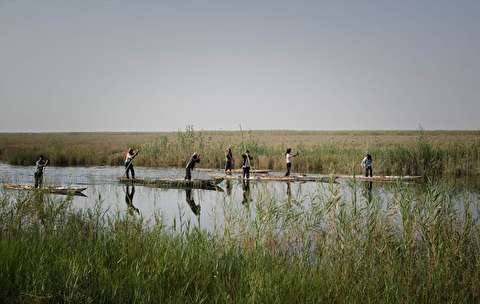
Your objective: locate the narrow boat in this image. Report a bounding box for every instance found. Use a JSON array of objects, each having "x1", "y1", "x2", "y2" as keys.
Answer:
[
  {"x1": 3, "y1": 184, "x2": 87, "y2": 196},
  {"x1": 212, "y1": 174, "x2": 337, "y2": 183},
  {"x1": 337, "y1": 175, "x2": 423, "y2": 182},
  {"x1": 118, "y1": 177, "x2": 224, "y2": 191},
  {"x1": 196, "y1": 168, "x2": 270, "y2": 174}
]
